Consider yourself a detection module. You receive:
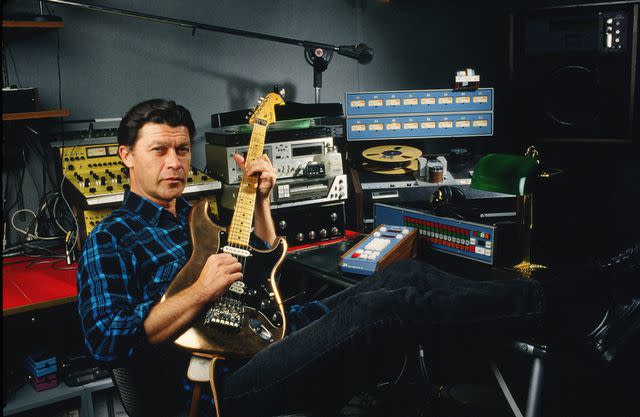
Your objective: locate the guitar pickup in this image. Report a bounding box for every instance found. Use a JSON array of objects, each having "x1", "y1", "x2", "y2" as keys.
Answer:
[{"x1": 223, "y1": 246, "x2": 251, "y2": 258}]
